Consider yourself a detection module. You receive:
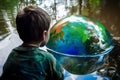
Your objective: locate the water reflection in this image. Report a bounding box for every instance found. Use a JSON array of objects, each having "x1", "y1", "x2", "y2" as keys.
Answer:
[{"x1": 0, "y1": 14, "x2": 9, "y2": 36}]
